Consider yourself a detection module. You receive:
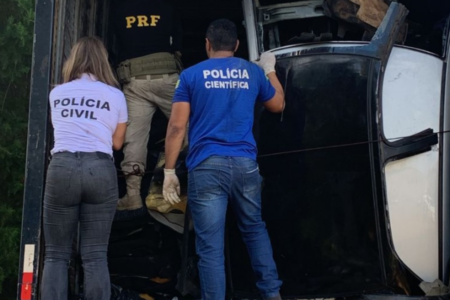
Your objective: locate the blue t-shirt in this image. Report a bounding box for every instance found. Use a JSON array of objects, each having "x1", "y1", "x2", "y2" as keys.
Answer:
[{"x1": 173, "y1": 57, "x2": 275, "y2": 170}]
